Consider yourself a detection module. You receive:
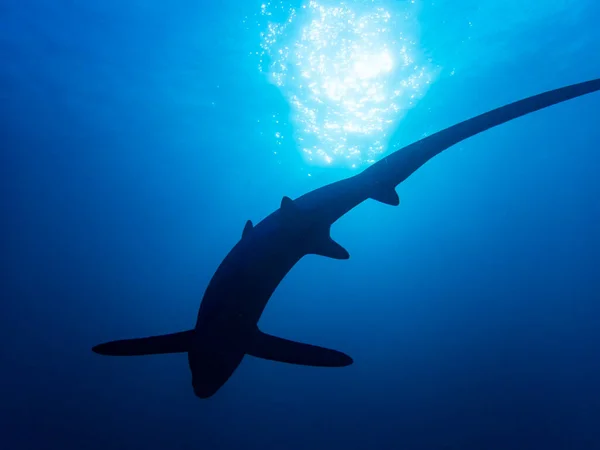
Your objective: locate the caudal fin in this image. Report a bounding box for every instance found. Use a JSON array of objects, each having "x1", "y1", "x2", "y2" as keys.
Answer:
[
  {"x1": 364, "y1": 77, "x2": 600, "y2": 188},
  {"x1": 247, "y1": 330, "x2": 353, "y2": 367},
  {"x1": 92, "y1": 330, "x2": 195, "y2": 356}
]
